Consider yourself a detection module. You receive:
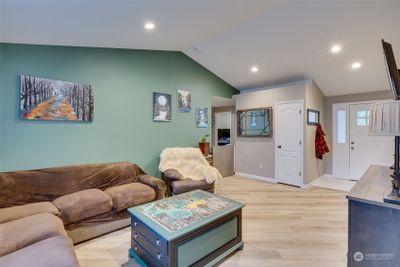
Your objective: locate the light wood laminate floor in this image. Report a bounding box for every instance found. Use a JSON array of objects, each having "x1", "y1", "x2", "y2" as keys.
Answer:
[{"x1": 75, "y1": 176, "x2": 348, "y2": 267}]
